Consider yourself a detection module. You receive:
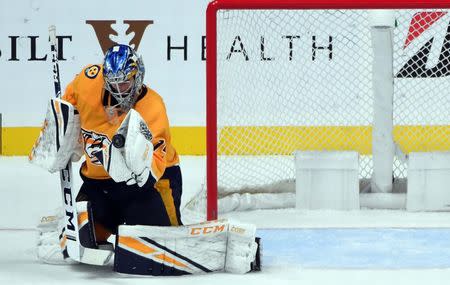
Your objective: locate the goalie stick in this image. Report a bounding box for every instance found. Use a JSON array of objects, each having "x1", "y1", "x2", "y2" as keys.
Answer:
[{"x1": 48, "y1": 25, "x2": 112, "y2": 266}]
